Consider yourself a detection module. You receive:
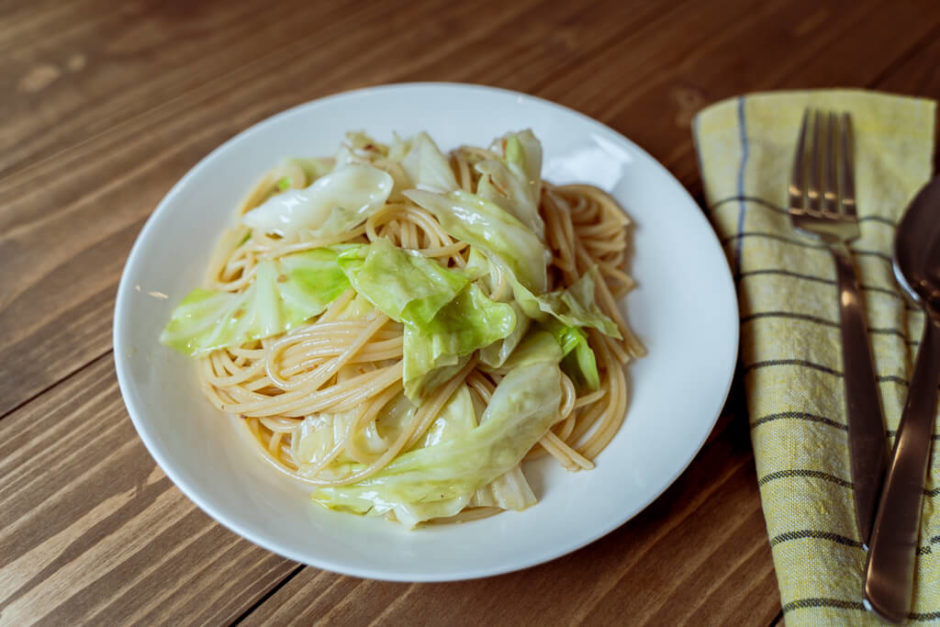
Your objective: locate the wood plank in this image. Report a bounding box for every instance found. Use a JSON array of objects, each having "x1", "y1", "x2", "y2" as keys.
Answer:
[
  {"x1": 238, "y1": 412, "x2": 777, "y2": 626},
  {"x1": 0, "y1": 355, "x2": 298, "y2": 624},
  {"x1": 2, "y1": 0, "x2": 339, "y2": 174},
  {"x1": 0, "y1": 0, "x2": 101, "y2": 54},
  {"x1": 875, "y1": 25, "x2": 940, "y2": 167},
  {"x1": 874, "y1": 24, "x2": 940, "y2": 92}
]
